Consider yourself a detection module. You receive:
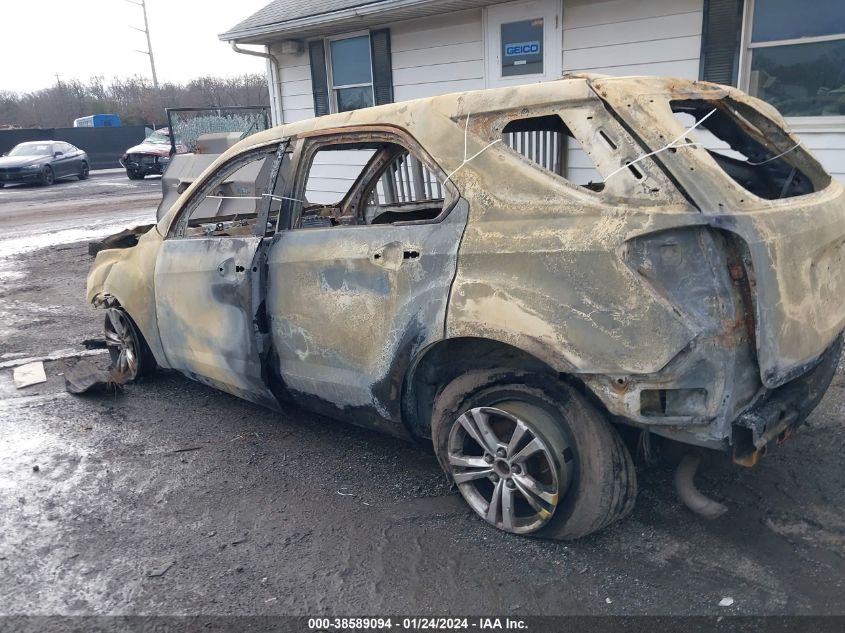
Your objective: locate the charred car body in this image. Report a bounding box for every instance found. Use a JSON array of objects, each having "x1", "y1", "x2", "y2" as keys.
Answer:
[{"x1": 88, "y1": 76, "x2": 845, "y2": 539}]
